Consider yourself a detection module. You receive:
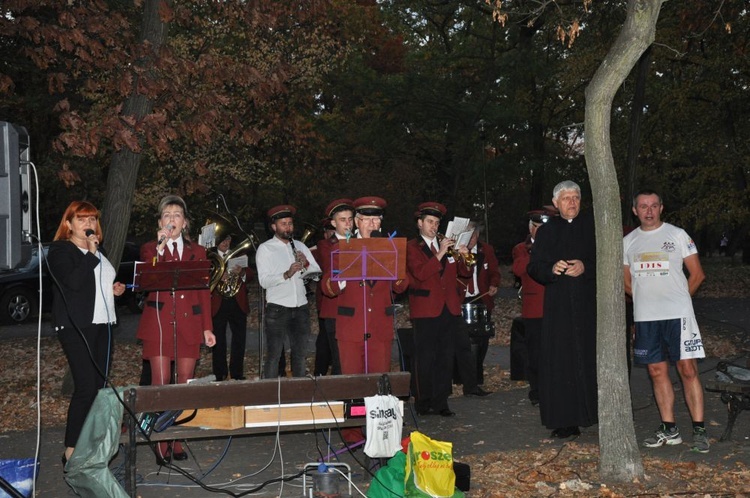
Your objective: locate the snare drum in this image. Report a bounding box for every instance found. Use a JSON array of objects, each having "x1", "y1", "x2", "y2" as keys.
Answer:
[{"x1": 461, "y1": 303, "x2": 488, "y2": 325}]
